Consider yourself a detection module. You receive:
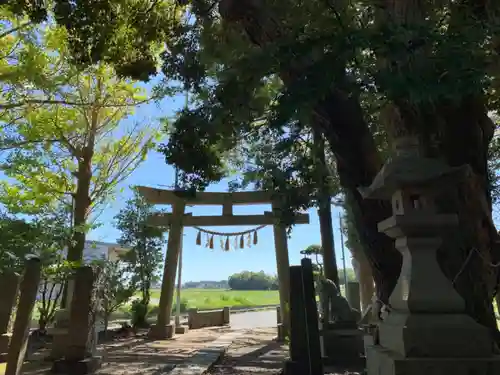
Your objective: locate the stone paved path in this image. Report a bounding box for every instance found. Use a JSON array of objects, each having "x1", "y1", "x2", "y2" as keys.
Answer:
[{"x1": 207, "y1": 327, "x2": 287, "y2": 375}]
